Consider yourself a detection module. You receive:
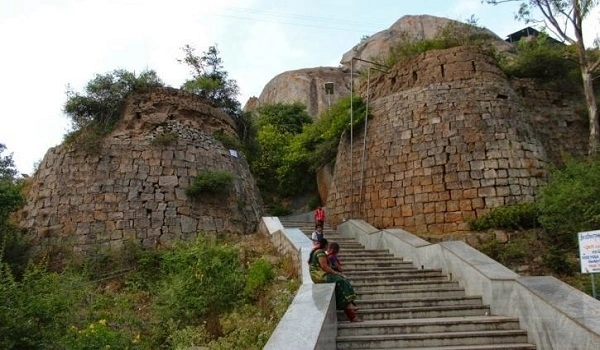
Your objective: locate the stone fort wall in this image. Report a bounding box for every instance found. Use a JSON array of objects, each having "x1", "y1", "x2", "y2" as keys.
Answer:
[
  {"x1": 326, "y1": 46, "x2": 586, "y2": 235},
  {"x1": 20, "y1": 87, "x2": 263, "y2": 255}
]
